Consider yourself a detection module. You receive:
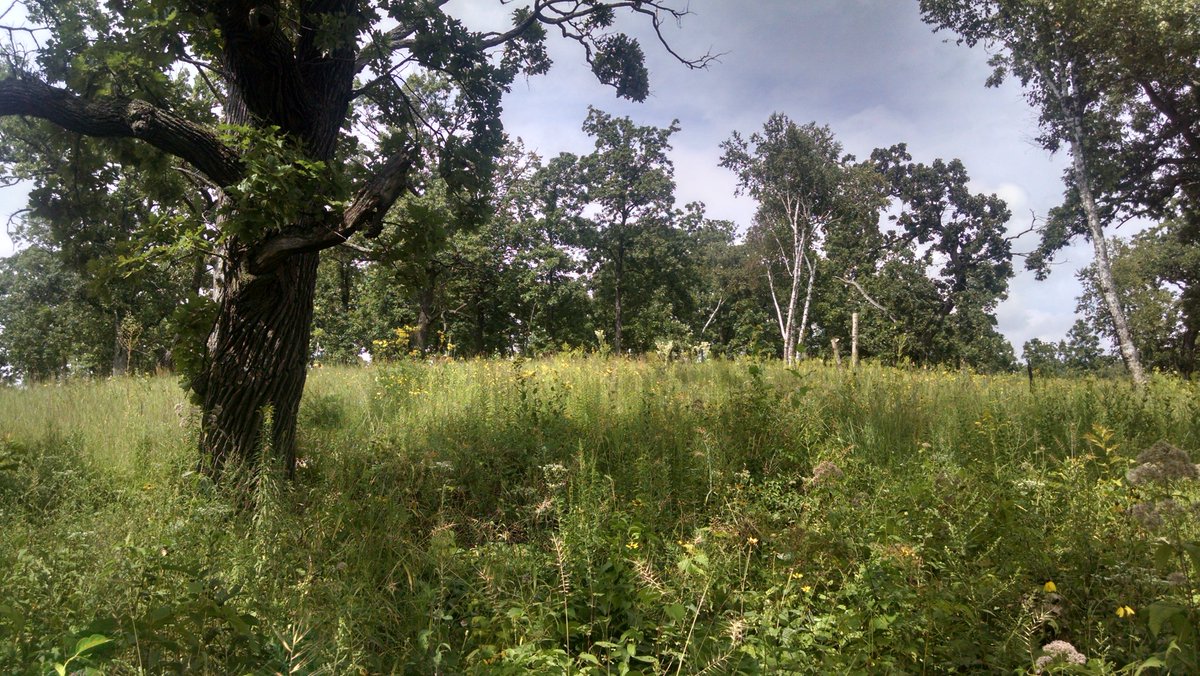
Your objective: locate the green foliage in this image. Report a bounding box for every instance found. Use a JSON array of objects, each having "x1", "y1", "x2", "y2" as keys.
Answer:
[
  {"x1": 1076, "y1": 223, "x2": 1200, "y2": 374},
  {"x1": 919, "y1": 0, "x2": 1200, "y2": 383},
  {"x1": 169, "y1": 295, "x2": 219, "y2": 400},
  {"x1": 2, "y1": 361, "x2": 1200, "y2": 671},
  {"x1": 869, "y1": 143, "x2": 1016, "y2": 369},
  {"x1": 217, "y1": 125, "x2": 349, "y2": 241},
  {"x1": 1024, "y1": 320, "x2": 1120, "y2": 376},
  {"x1": 0, "y1": 247, "x2": 102, "y2": 380}
]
